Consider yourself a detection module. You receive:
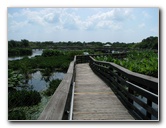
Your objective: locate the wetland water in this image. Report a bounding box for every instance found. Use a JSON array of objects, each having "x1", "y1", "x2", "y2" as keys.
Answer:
[
  {"x1": 8, "y1": 49, "x2": 43, "y2": 61},
  {"x1": 8, "y1": 49, "x2": 158, "y2": 120},
  {"x1": 9, "y1": 49, "x2": 65, "y2": 92},
  {"x1": 8, "y1": 49, "x2": 65, "y2": 120},
  {"x1": 29, "y1": 71, "x2": 64, "y2": 91}
]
